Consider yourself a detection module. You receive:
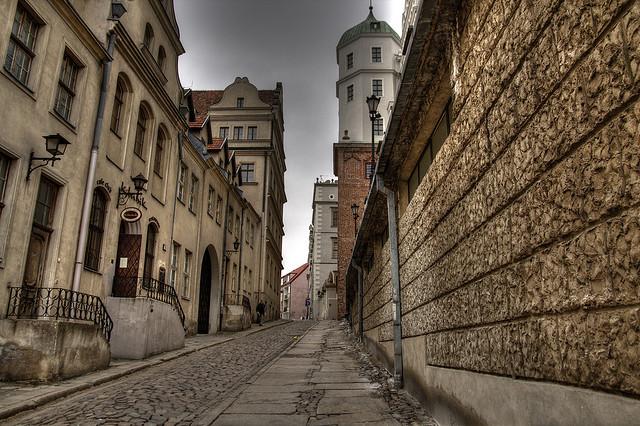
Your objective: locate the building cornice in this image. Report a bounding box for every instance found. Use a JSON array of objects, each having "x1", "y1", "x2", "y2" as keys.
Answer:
[
  {"x1": 149, "y1": 0, "x2": 185, "y2": 55},
  {"x1": 50, "y1": 0, "x2": 110, "y2": 61}
]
